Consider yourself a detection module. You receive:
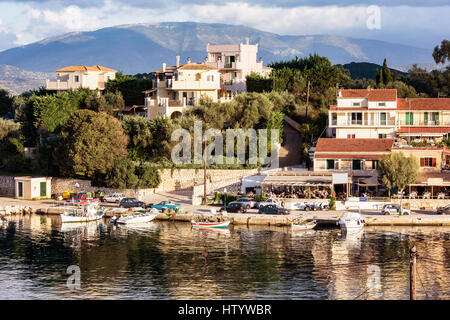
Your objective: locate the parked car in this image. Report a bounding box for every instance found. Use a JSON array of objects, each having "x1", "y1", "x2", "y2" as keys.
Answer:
[
  {"x1": 258, "y1": 204, "x2": 289, "y2": 215},
  {"x1": 151, "y1": 200, "x2": 181, "y2": 212},
  {"x1": 66, "y1": 192, "x2": 100, "y2": 204},
  {"x1": 437, "y1": 205, "x2": 450, "y2": 215},
  {"x1": 256, "y1": 198, "x2": 281, "y2": 208},
  {"x1": 381, "y1": 203, "x2": 410, "y2": 215},
  {"x1": 220, "y1": 202, "x2": 248, "y2": 213},
  {"x1": 119, "y1": 198, "x2": 146, "y2": 208},
  {"x1": 233, "y1": 198, "x2": 256, "y2": 209},
  {"x1": 102, "y1": 193, "x2": 125, "y2": 203}
]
